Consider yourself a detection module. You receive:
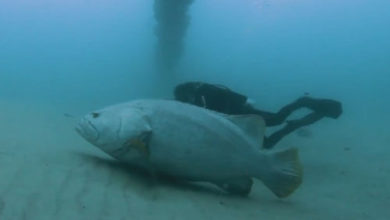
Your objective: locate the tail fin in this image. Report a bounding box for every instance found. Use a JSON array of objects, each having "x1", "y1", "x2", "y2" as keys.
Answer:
[{"x1": 261, "y1": 148, "x2": 303, "y2": 198}]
